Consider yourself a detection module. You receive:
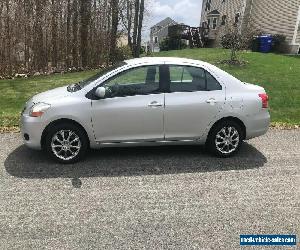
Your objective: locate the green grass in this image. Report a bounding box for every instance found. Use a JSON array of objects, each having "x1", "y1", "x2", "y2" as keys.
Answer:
[
  {"x1": 0, "y1": 70, "x2": 98, "y2": 127},
  {"x1": 0, "y1": 48, "x2": 299, "y2": 127},
  {"x1": 153, "y1": 48, "x2": 300, "y2": 125}
]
